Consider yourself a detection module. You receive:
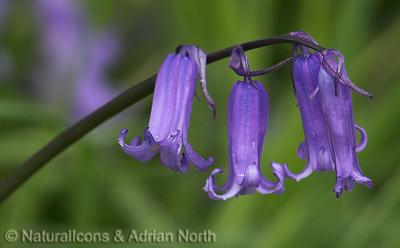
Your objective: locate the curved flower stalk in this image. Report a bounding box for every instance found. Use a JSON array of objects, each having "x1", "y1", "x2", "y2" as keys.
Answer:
[
  {"x1": 118, "y1": 46, "x2": 214, "y2": 172},
  {"x1": 284, "y1": 31, "x2": 372, "y2": 196},
  {"x1": 203, "y1": 47, "x2": 285, "y2": 200}
]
